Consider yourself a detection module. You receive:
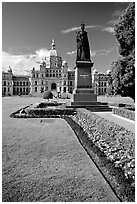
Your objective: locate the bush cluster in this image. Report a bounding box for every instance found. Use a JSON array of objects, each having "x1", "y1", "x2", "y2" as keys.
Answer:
[
  {"x1": 112, "y1": 107, "x2": 135, "y2": 121},
  {"x1": 69, "y1": 108, "x2": 135, "y2": 184},
  {"x1": 12, "y1": 107, "x2": 76, "y2": 118},
  {"x1": 26, "y1": 108, "x2": 76, "y2": 117},
  {"x1": 32, "y1": 102, "x2": 65, "y2": 108}
]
